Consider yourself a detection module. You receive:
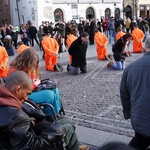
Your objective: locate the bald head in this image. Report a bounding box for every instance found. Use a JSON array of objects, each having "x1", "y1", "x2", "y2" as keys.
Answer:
[
  {"x1": 4, "y1": 71, "x2": 33, "y2": 102},
  {"x1": 5, "y1": 71, "x2": 32, "y2": 89},
  {"x1": 145, "y1": 36, "x2": 150, "y2": 51}
]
